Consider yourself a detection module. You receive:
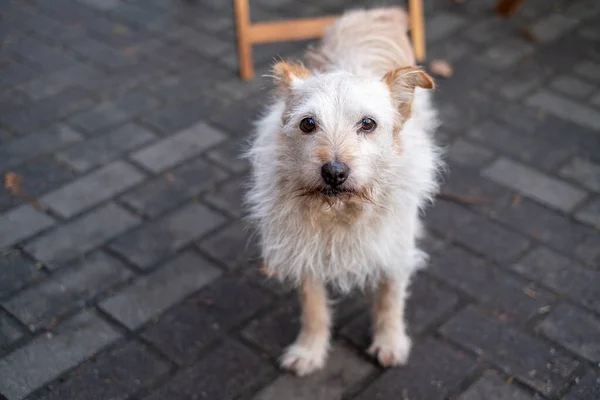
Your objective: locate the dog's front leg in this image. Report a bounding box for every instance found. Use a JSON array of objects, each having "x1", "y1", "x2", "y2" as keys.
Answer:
[
  {"x1": 281, "y1": 276, "x2": 331, "y2": 376},
  {"x1": 368, "y1": 273, "x2": 412, "y2": 367}
]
